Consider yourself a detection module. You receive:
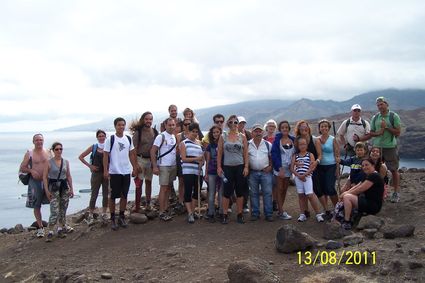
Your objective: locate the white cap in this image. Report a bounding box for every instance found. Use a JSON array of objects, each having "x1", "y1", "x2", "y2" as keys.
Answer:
[
  {"x1": 237, "y1": 116, "x2": 247, "y2": 123},
  {"x1": 351, "y1": 104, "x2": 362, "y2": 111}
]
